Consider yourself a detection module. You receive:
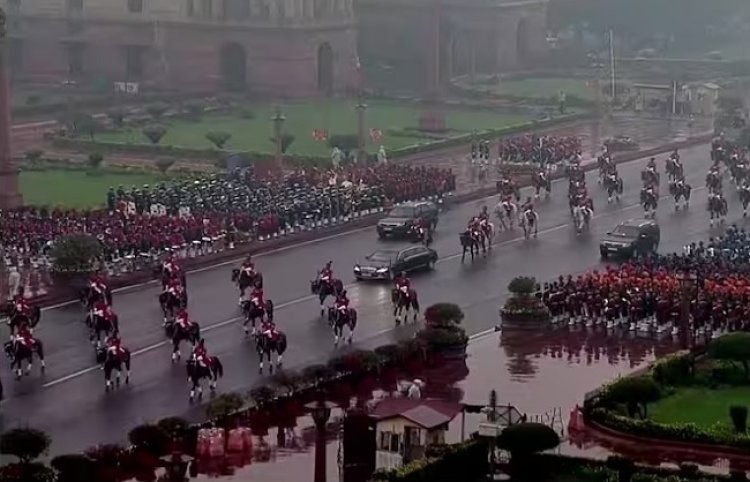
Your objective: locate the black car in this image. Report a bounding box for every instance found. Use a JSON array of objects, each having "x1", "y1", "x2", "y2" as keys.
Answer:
[
  {"x1": 354, "y1": 246, "x2": 438, "y2": 281},
  {"x1": 376, "y1": 201, "x2": 439, "y2": 239},
  {"x1": 600, "y1": 219, "x2": 660, "y2": 259}
]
